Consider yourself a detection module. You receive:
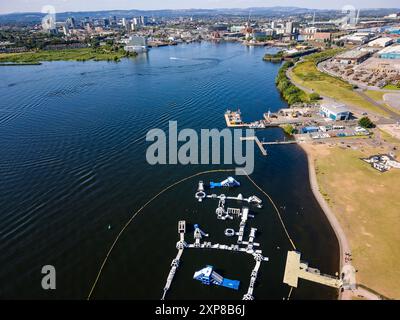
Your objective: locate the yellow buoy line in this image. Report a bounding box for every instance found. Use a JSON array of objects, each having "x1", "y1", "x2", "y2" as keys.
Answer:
[{"x1": 87, "y1": 168, "x2": 297, "y2": 300}]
